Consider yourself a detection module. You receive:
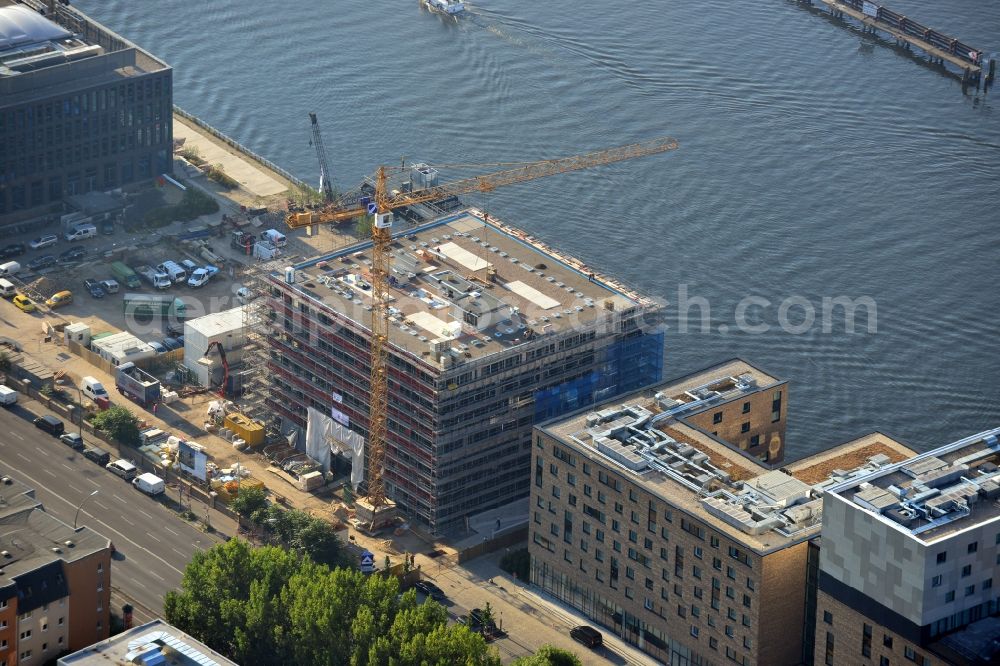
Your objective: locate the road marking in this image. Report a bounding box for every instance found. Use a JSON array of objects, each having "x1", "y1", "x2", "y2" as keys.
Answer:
[
  {"x1": 10, "y1": 432, "x2": 22, "y2": 441},
  {"x1": 93, "y1": 501, "x2": 109, "y2": 511},
  {"x1": 16, "y1": 452, "x2": 30, "y2": 462},
  {"x1": 146, "y1": 532, "x2": 161, "y2": 543},
  {"x1": 164, "y1": 527, "x2": 180, "y2": 537},
  {"x1": 0, "y1": 462, "x2": 187, "y2": 577},
  {"x1": 42, "y1": 468, "x2": 56, "y2": 477},
  {"x1": 112, "y1": 494, "x2": 125, "y2": 502},
  {"x1": 139, "y1": 510, "x2": 153, "y2": 520},
  {"x1": 67, "y1": 484, "x2": 82, "y2": 493},
  {"x1": 61, "y1": 463, "x2": 74, "y2": 471},
  {"x1": 148, "y1": 570, "x2": 165, "y2": 582},
  {"x1": 171, "y1": 547, "x2": 186, "y2": 557},
  {"x1": 121, "y1": 517, "x2": 135, "y2": 526}
]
